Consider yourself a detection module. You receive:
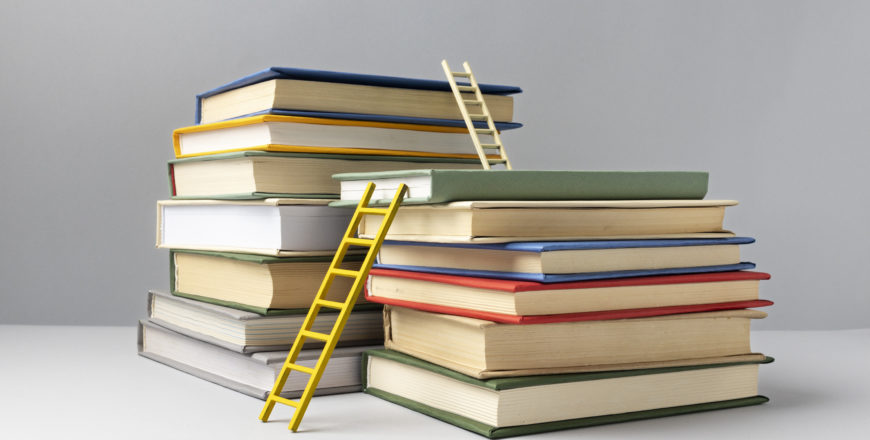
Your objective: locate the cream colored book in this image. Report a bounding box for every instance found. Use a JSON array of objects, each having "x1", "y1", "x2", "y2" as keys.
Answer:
[
  {"x1": 199, "y1": 78, "x2": 515, "y2": 125},
  {"x1": 383, "y1": 305, "x2": 767, "y2": 379},
  {"x1": 359, "y1": 200, "x2": 738, "y2": 243},
  {"x1": 363, "y1": 349, "x2": 770, "y2": 437}
]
